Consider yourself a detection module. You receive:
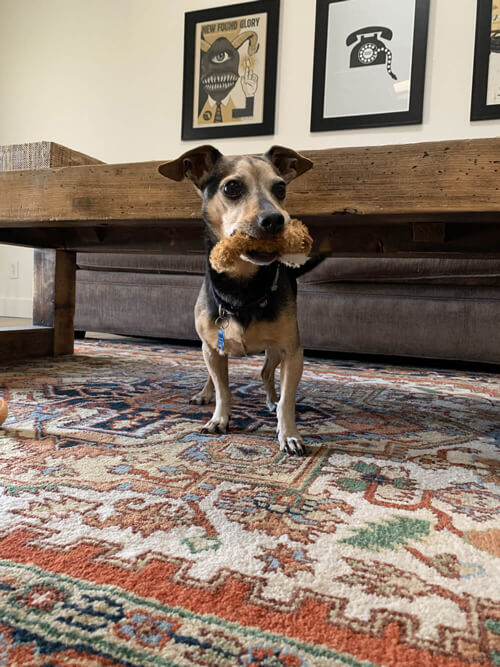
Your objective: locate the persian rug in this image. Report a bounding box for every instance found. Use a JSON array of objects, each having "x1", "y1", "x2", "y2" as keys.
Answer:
[{"x1": 0, "y1": 340, "x2": 499, "y2": 667}]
